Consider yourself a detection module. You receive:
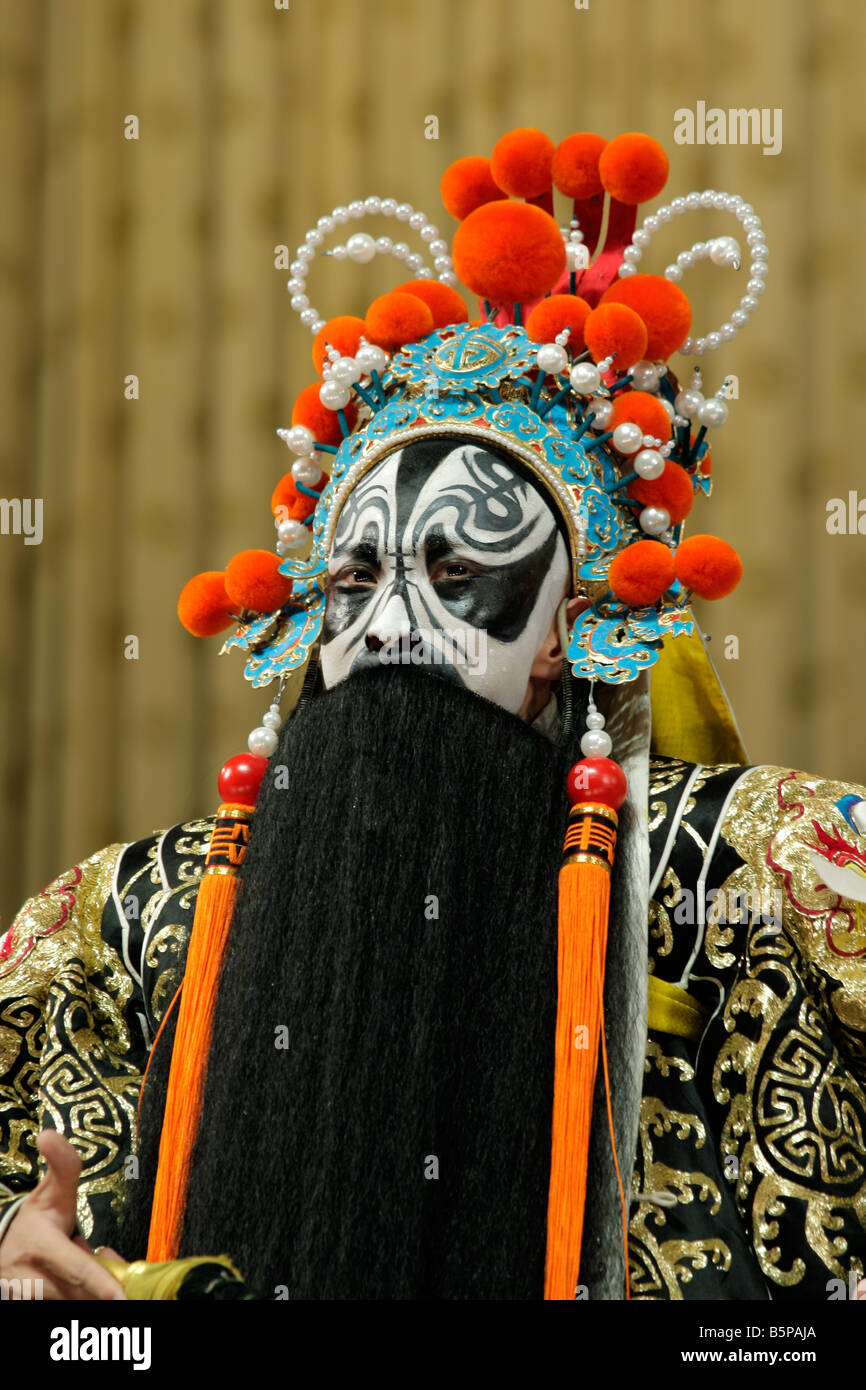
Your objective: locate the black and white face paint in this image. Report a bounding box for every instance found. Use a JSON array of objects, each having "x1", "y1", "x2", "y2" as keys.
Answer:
[{"x1": 320, "y1": 438, "x2": 570, "y2": 715}]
